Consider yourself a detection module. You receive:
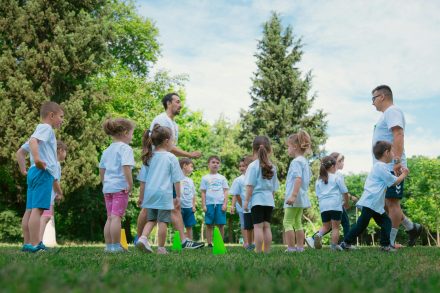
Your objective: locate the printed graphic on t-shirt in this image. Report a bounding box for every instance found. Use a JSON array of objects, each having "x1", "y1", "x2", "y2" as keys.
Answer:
[{"x1": 208, "y1": 179, "x2": 224, "y2": 191}]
